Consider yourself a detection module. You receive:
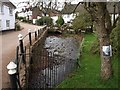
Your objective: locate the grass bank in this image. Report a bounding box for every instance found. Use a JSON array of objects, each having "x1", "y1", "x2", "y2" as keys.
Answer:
[{"x1": 57, "y1": 33, "x2": 118, "y2": 88}]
